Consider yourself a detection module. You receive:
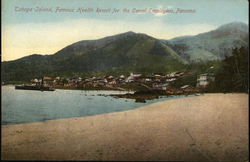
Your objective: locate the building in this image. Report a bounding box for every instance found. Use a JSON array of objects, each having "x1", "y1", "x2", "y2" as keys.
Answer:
[
  {"x1": 125, "y1": 73, "x2": 142, "y2": 83},
  {"x1": 43, "y1": 76, "x2": 54, "y2": 86},
  {"x1": 181, "y1": 85, "x2": 191, "y2": 89},
  {"x1": 152, "y1": 83, "x2": 168, "y2": 90},
  {"x1": 166, "y1": 78, "x2": 176, "y2": 82},
  {"x1": 196, "y1": 73, "x2": 215, "y2": 88}
]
